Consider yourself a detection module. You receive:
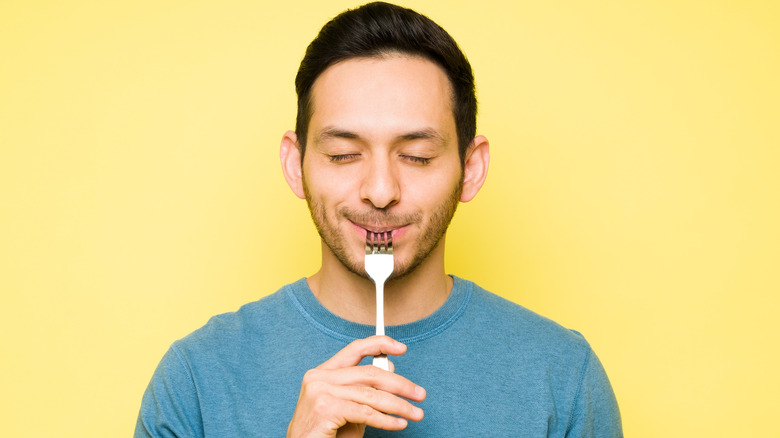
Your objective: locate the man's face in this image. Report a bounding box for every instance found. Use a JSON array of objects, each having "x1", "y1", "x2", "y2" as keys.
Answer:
[{"x1": 301, "y1": 55, "x2": 464, "y2": 280}]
